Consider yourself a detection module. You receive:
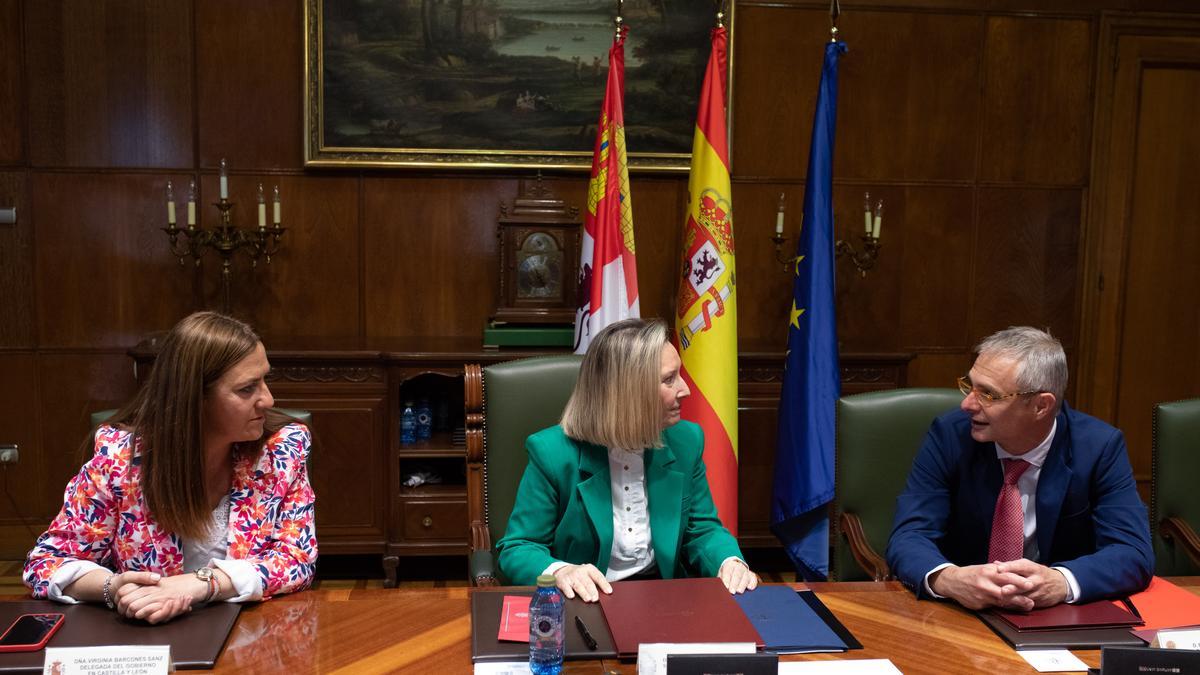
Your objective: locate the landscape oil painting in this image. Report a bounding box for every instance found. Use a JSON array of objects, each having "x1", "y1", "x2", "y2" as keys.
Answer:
[{"x1": 304, "y1": 0, "x2": 731, "y2": 170}]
